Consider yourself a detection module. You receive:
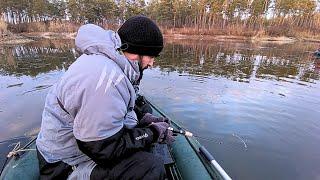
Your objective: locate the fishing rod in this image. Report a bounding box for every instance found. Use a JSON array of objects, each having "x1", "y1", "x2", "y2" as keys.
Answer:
[{"x1": 168, "y1": 127, "x2": 193, "y2": 137}]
